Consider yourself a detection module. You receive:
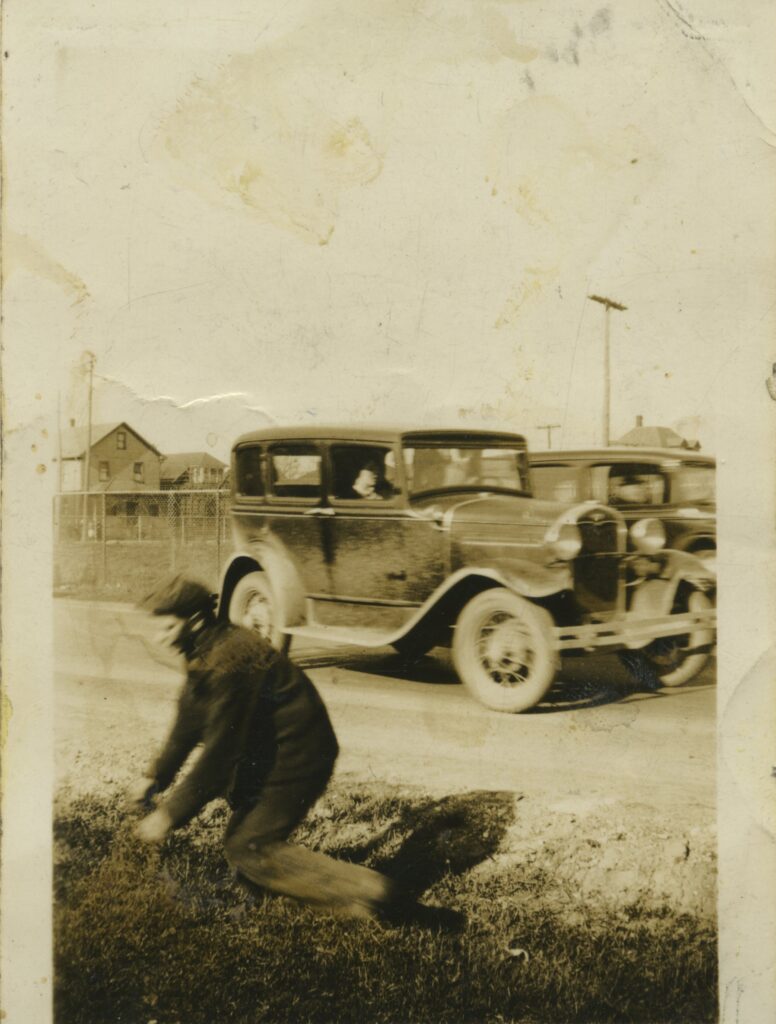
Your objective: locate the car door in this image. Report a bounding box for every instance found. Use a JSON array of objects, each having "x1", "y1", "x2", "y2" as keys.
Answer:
[
  {"x1": 326, "y1": 442, "x2": 444, "y2": 605},
  {"x1": 263, "y1": 442, "x2": 334, "y2": 596}
]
